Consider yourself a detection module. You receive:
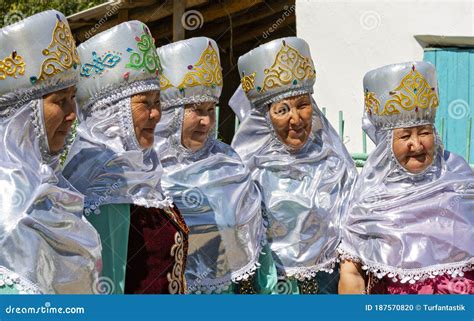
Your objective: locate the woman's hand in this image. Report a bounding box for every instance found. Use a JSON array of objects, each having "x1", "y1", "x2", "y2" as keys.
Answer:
[{"x1": 338, "y1": 260, "x2": 366, "y2": 294}]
